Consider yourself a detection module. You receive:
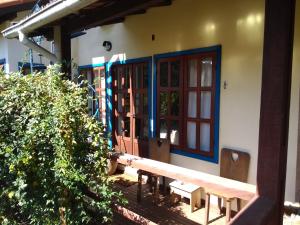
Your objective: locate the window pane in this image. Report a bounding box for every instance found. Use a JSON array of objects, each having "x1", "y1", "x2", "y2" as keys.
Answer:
[
  {"x1": 134, "y1": 93, "x2": 140, "y2": 114},
  {"x1": 200, "y1": 123, "x2": 210, "y2": 152},
  {"x1": 124, "y1": 93, "x2": 130, "y2": 113},
  {"x1": 143, "y1": 118, "x2": 149, "y2": 138},
  {"x1": 143, "y1": 94, "x2": 148, "y2": 115},
  {"x1": 200, "y1": 91, "x2": 211, "y2": 119},
  {"x1": 134, "y1": 65, "x2": 142, "y2": 89},
  {"x1": 117, "y1": 68, "x2": 122, "y2": 90},
  {"x1": 187, "y1": 122, "x2": 196, "y2": 149},
  {"x1": 135, "y1": 118, "x2": 141, "y2": 138},
  {"x1": 170, "y1": 120, "x2": 179, "y2": 145},
  {"x1": 101, "y1": 96, "x2": 106, "y2": 110},
  {"x1": 170, "y1": 91, "x2": 179, "y2": 116},
  {"x1": 201, "y1": 58, "x2": 212, "y2": 87},
  {"x1": 160, "y1": 92, "x2": 168, "y2": 115},
  {"x1": 188, "y1": 91, "x2": 197, "y2": 118},
  {"x1": 159, "y1": 119, "x2": 168, "y2": 139},
  {"x1": 188, "y1": 59, "x2": 197, "y2": 87},
  {"x1": 117, "y1": 94, "x2": 122, "y2": 112},
  {"x1": 100, "y1": 112, "x2": 106, "y2": 126},
  {"x1": 124, "y1": 117, "x2": 130, "y2": 137},
  {"x1": 100, "y1": 76, "x2": 105, "y2": 89},
  {"x1": 124, "y1": 66, "x2": 130, "y2": 89},
  {"x1": 143, "y1": 64, "x2": 148, "y2": 88},
  {"x1": 118, "y1": 116, "x2": 123, "y2": 135},
  {"x1": 94, "y1": 71, "x2": 100, "y2": 88},
  {"x1": 160, "y1": 62, "x2": 168, "y2": 87},
  {"x1": 171, "y1": 60, "x2": 180, "y2": 87}
]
